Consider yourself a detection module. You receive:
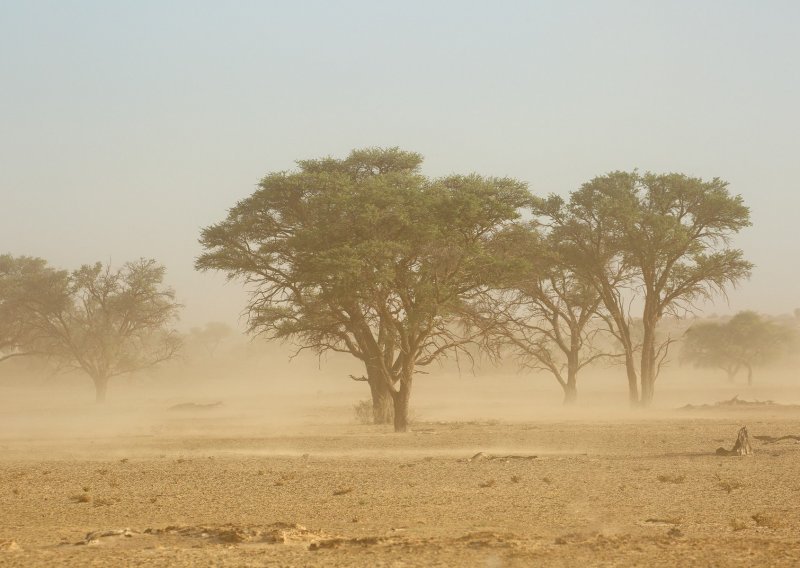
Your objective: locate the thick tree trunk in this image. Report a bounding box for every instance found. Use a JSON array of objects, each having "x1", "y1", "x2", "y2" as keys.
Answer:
[
  {"x1": 563, "y1": 355, "x2": 578, "y2": 405},
  {"x1": 391, "y1": 372, "x2": 412, "y2": 433},
  {"x1": 639, "y1": 313, "x2": 658, "y2": 408},
  {"x1": 563, "y1": 382, "x2": 578, "y2": 405},
  {"x1": 640, "y1": 377, "x2": 654, "y2": 407},
  {"x1": 368, "y1": 375, "x2": 393, "y2": 424},
  {"x1": 93, "y1": 375, "x2": 109, "y2": 404},
  {"x1": 624, "y1": 352, "x2": 639, "y2": 406}
]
